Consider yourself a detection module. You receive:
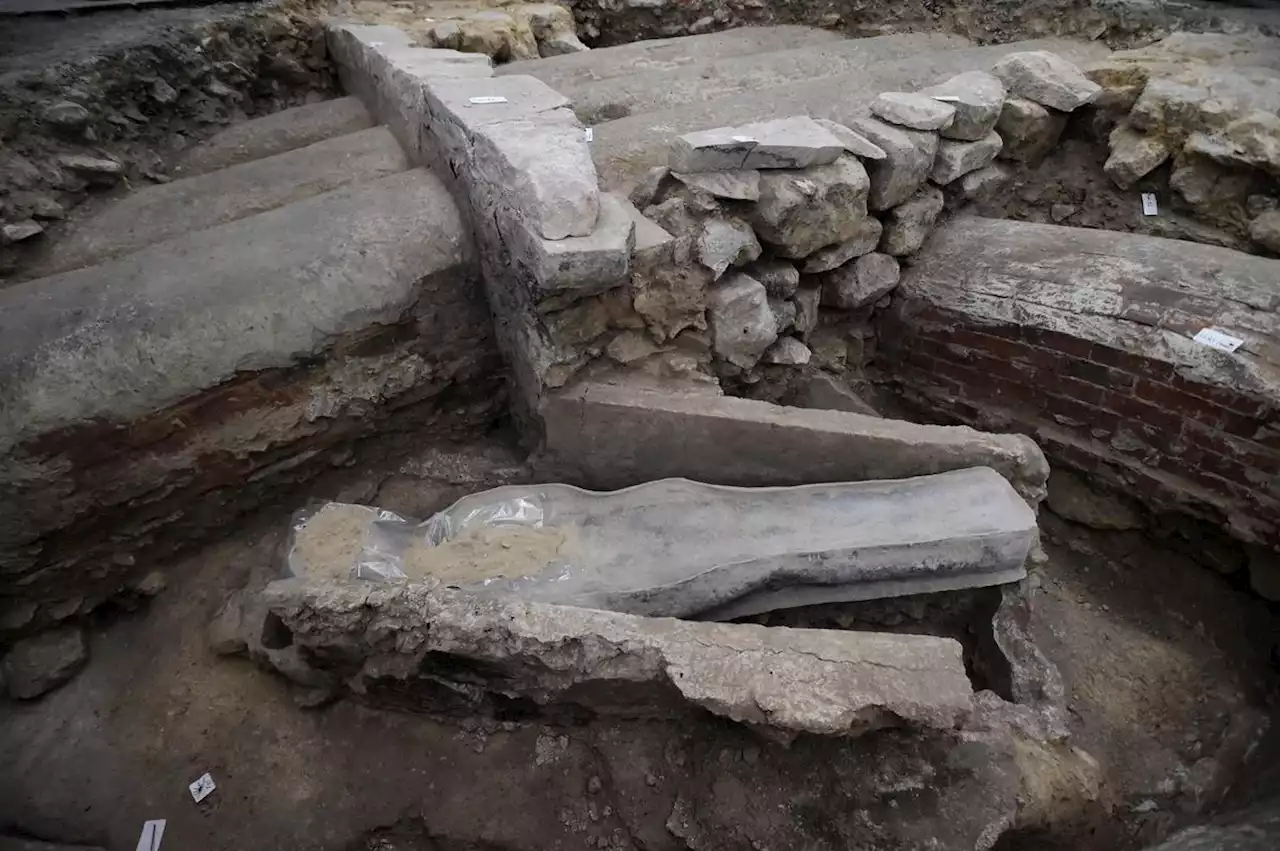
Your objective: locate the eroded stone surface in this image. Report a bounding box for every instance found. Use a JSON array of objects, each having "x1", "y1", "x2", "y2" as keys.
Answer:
[
  {"x1": 803, "y1": 217, "x2": 883, "y2": 273},
  {"x1": 259, "y1": 578, "x2": 974, "y2": 737},
  {"x1": 697, "y1": 217, "x2": 762, "y2": 277},
  {"x1": 764, "y1": 336, "x2": 812, "y2": 366},
  {"x1": 672, "y1": 169, "x2": 761, "y2": 201},
  {"x1": 822, "y1": 252, "x2": 901, "y2": 309},
  {"x1": 2, "y1": 627, "x2": 87, "y2": 700},
  {"x1": 749, "y1": 154, "x2": 871, "y2": 258},
  {"x1": 708, "y1": 273, "x2": 776, "y2": 367},
  {"x1": 991, "y1": 51, "x2": 1101, "y2": 112},
  {"x1": 870, "y1": 92, "x2": 956, "y2": 131},
  {"x1": 1104, "y1": 123, "x2": 1172, "y2": 188},
  {"x1": 881, "y1": 186, "x2": 945, "y2": 256},
  {"x1": 920, "y1": 71, "x2": 1007, "y2": 142},
  {"x1": 844, "y1": 117, "x2": 938, "y2": 211},
  {"x1": 931, "y1": 132, "x2": 1003, "y2": 185},
  {"x1": 813, "y1": 118, "x2": 887, "y2": 161},
  {"x1": 996, "y1": 97, "x2": 1067, "y2": 164},
  {"x1": 744, "y1": 259, "x2": 801, "y2": 298}
]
